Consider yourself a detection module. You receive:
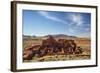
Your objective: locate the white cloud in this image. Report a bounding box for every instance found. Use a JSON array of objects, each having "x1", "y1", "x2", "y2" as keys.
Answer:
[
  {"x1": 37, "y1": 11, "x2": 67, "y2": 24},
  {"x1": 68, "y1": 28, "x2": 76, "y2": 33},
  {"x1": 68, "y1": 27, "x2": 90, "y2": 38},
  {"x1": 67, "y1": 13, "x2": 83, "y2": 26}
]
